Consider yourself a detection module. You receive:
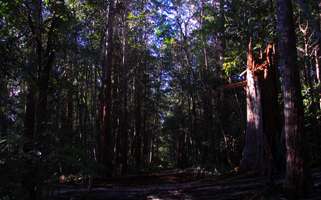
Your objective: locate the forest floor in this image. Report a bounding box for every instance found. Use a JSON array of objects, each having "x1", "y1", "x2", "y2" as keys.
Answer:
[{"x1": 50, "y1": 168, "x2": 321, "y2": 200}]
